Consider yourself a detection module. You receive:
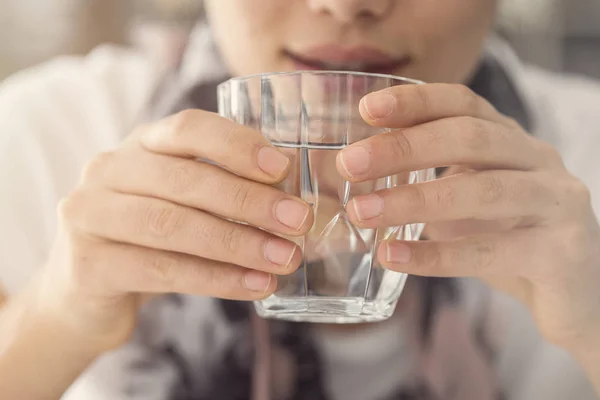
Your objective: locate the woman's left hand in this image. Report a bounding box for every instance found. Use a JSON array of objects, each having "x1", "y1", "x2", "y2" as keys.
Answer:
[{"x1": 336, "y1": 83, "x2": 600, "y2": 351}]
